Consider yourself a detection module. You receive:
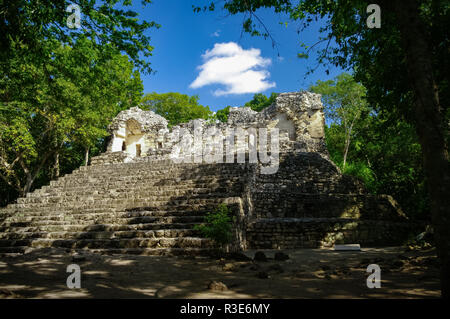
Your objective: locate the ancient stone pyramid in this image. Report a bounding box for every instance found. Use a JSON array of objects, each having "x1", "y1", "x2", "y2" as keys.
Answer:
[{"x1": 0, "y1": 92, "x2": 416, "y2": 255}]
